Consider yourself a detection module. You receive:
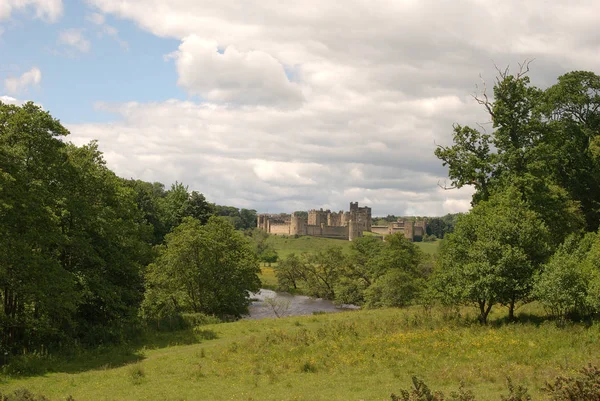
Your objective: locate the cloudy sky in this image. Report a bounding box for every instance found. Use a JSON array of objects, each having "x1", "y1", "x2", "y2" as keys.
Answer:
[{"x1": 1, "y1": 1, "x2": 599, "y2": 216}]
